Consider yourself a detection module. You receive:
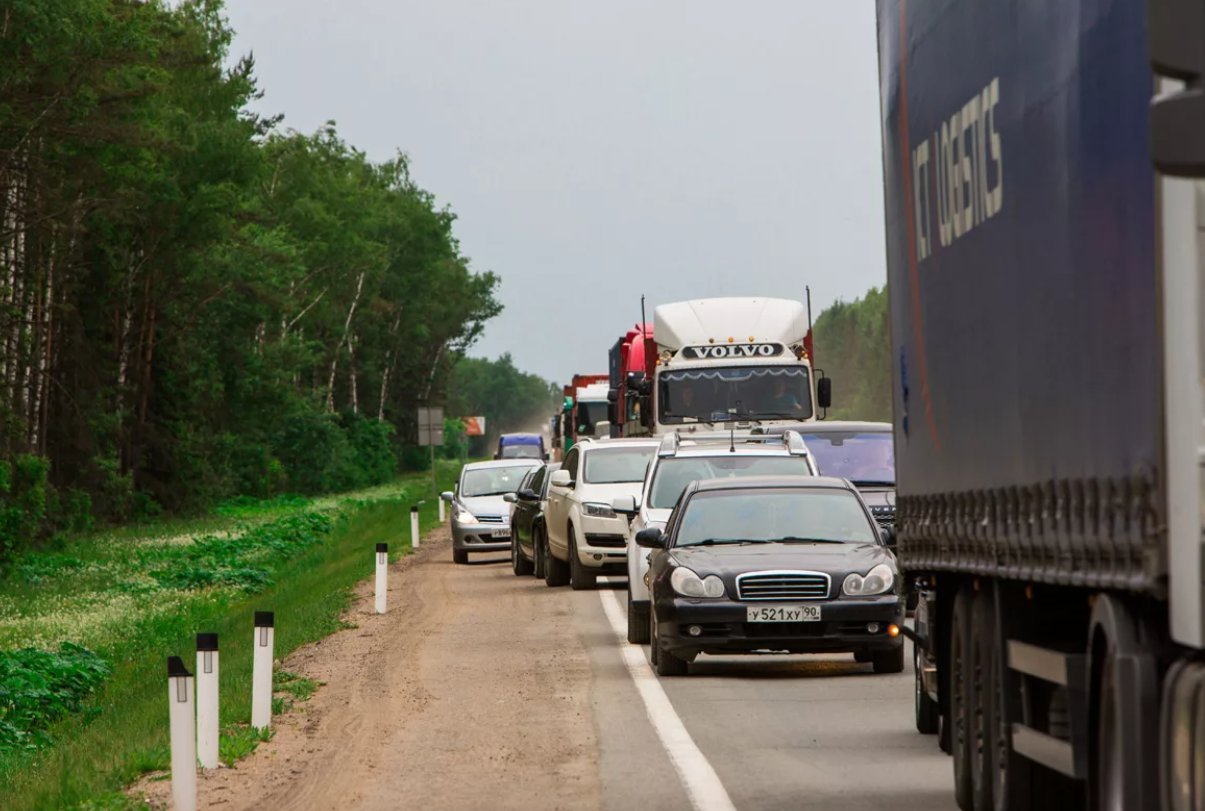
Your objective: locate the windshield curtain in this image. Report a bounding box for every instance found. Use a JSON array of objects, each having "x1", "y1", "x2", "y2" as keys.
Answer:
[
  {"x1": 800, "y1": 432, "x2": 895, "y2": 484},
  {"x1": 576, "y1": 401, "x2": 608, "y2": 436},
  {"x1": 460, "y1": 465, "x2": 539, "y2": 497},
  {"x1": 583, "y1": 447, "x2": 654, "y2": 484},
  {"x1": 648, "y1": 456, "x2": 813, "y2": 509},
  {"x1": 675, "y1": 489, "x2": 877, "y2": 546},
  {"x1": 658, "y1": 365, "x2": 812, "y2": 423}
]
